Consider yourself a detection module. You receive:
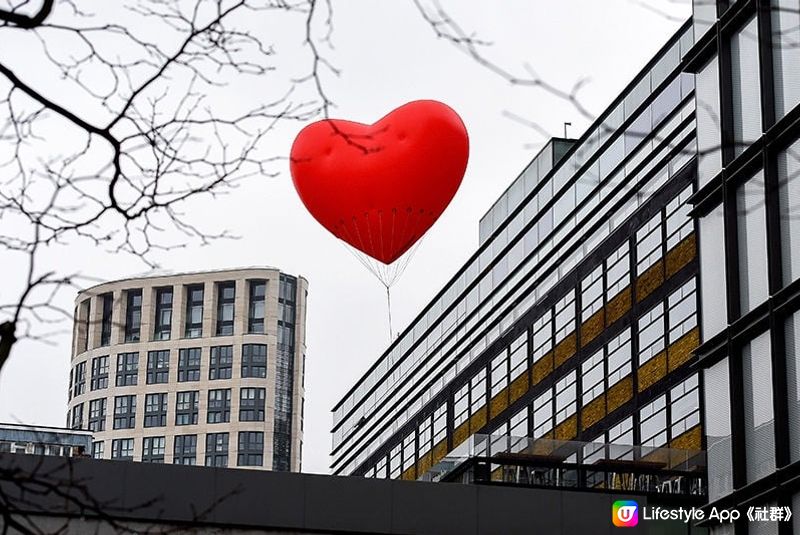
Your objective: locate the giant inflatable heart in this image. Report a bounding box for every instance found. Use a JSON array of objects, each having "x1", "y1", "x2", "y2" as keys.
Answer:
[{"x1": 290, "y1": 100, "x2": 469, "y2": 264}]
